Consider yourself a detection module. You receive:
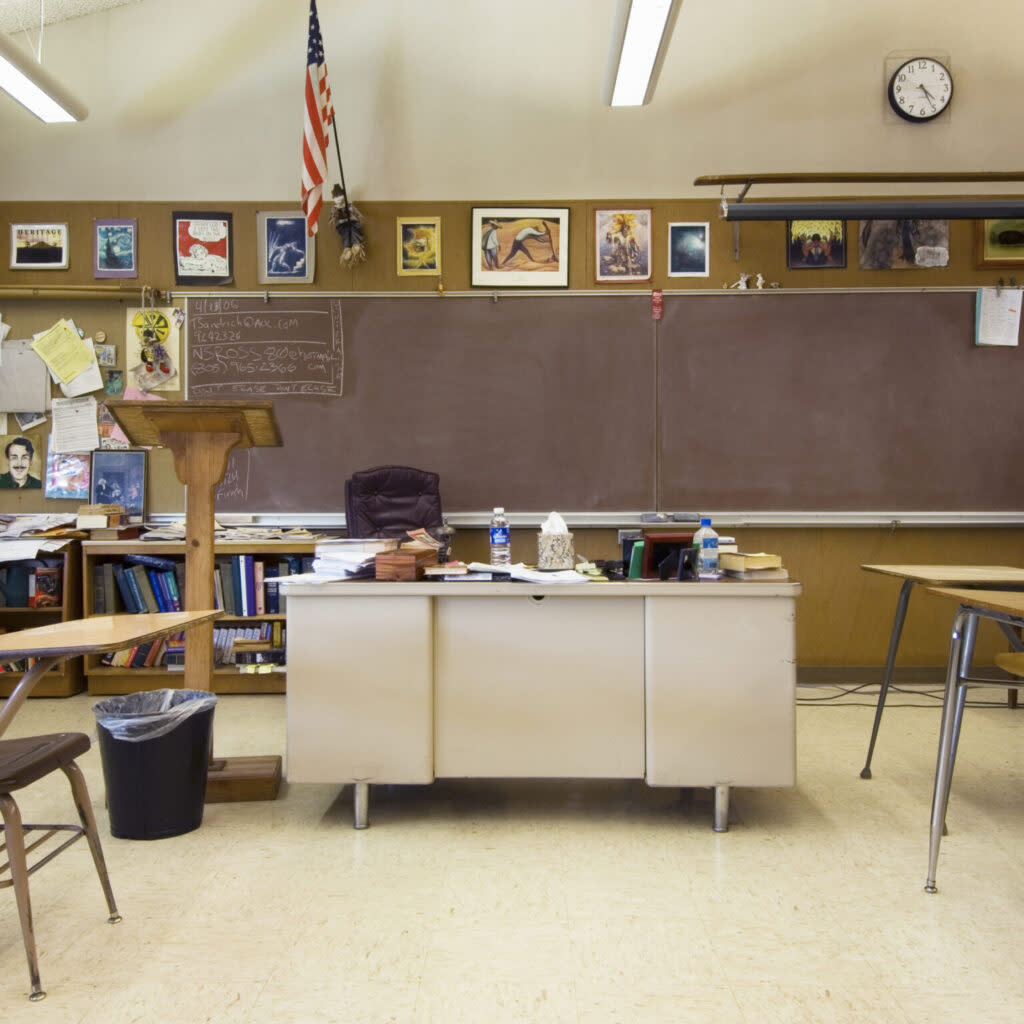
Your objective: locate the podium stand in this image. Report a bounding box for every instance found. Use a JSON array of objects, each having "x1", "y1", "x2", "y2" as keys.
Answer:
[{"x1": 106, "y1": 400, "x2": 283, "y2": 802}]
